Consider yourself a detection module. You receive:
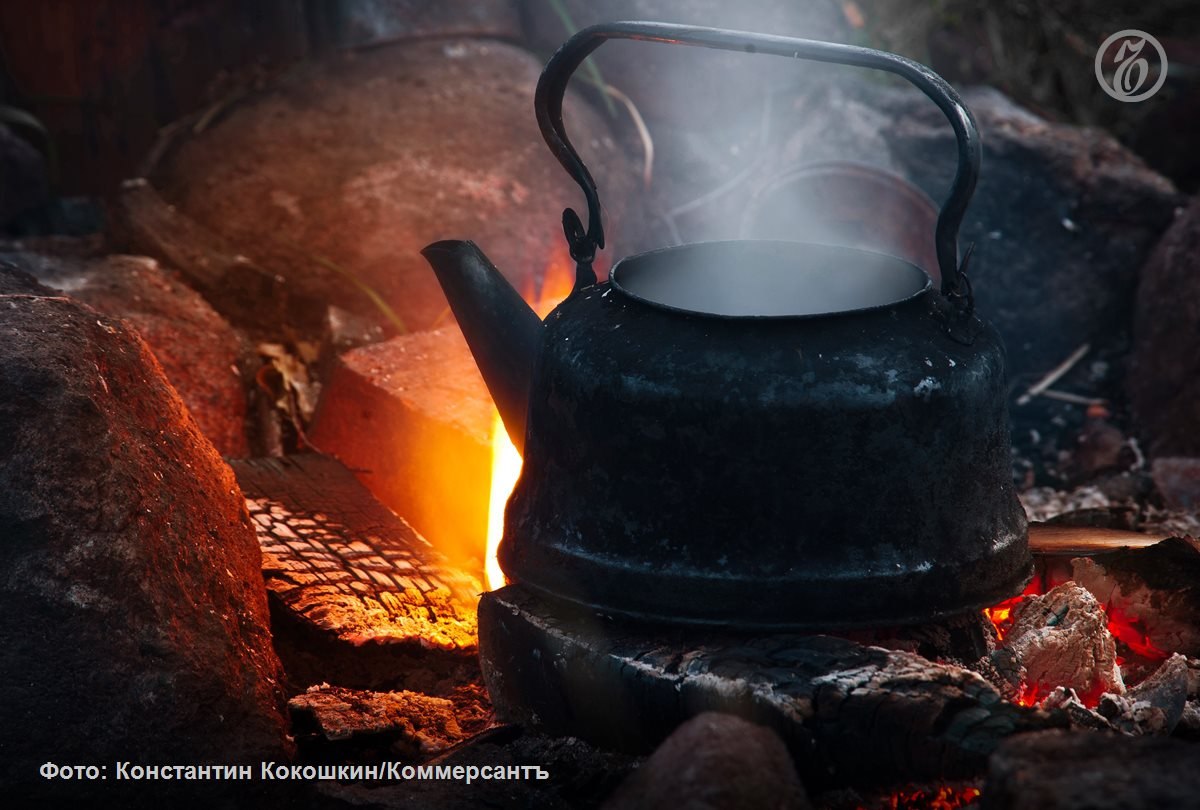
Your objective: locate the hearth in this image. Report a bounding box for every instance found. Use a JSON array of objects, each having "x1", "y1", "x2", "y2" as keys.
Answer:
[{"x1": 4, "y1": 3, "x2": 1200, "y2": 808}]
